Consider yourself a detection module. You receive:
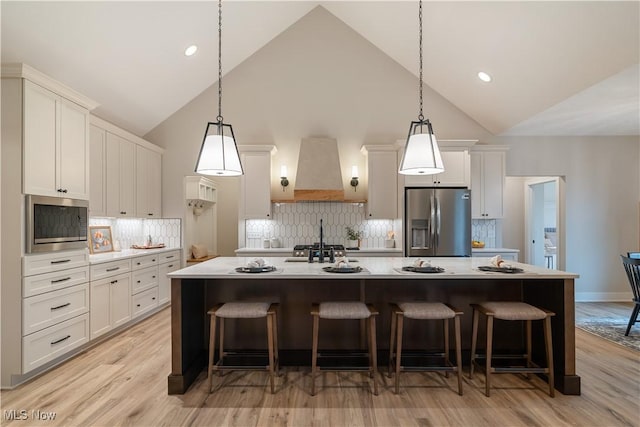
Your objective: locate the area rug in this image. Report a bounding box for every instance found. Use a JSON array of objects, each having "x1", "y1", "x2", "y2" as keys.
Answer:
[{"x1": 576, "y1": 317, "x2": 640, "y2": 352}]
